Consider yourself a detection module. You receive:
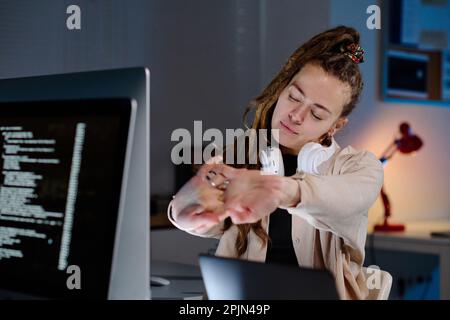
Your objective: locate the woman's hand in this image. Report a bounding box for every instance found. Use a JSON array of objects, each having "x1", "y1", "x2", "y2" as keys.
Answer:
[
  {"x1": 172, "y1": 159, "x2": 302, "y2": 230},
  {"x1": 171, "y1": 159, "x2": 228, "y2": 233},
  {"x1": 208, "y1": 165, "x2": 301, "y2": 224}
]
